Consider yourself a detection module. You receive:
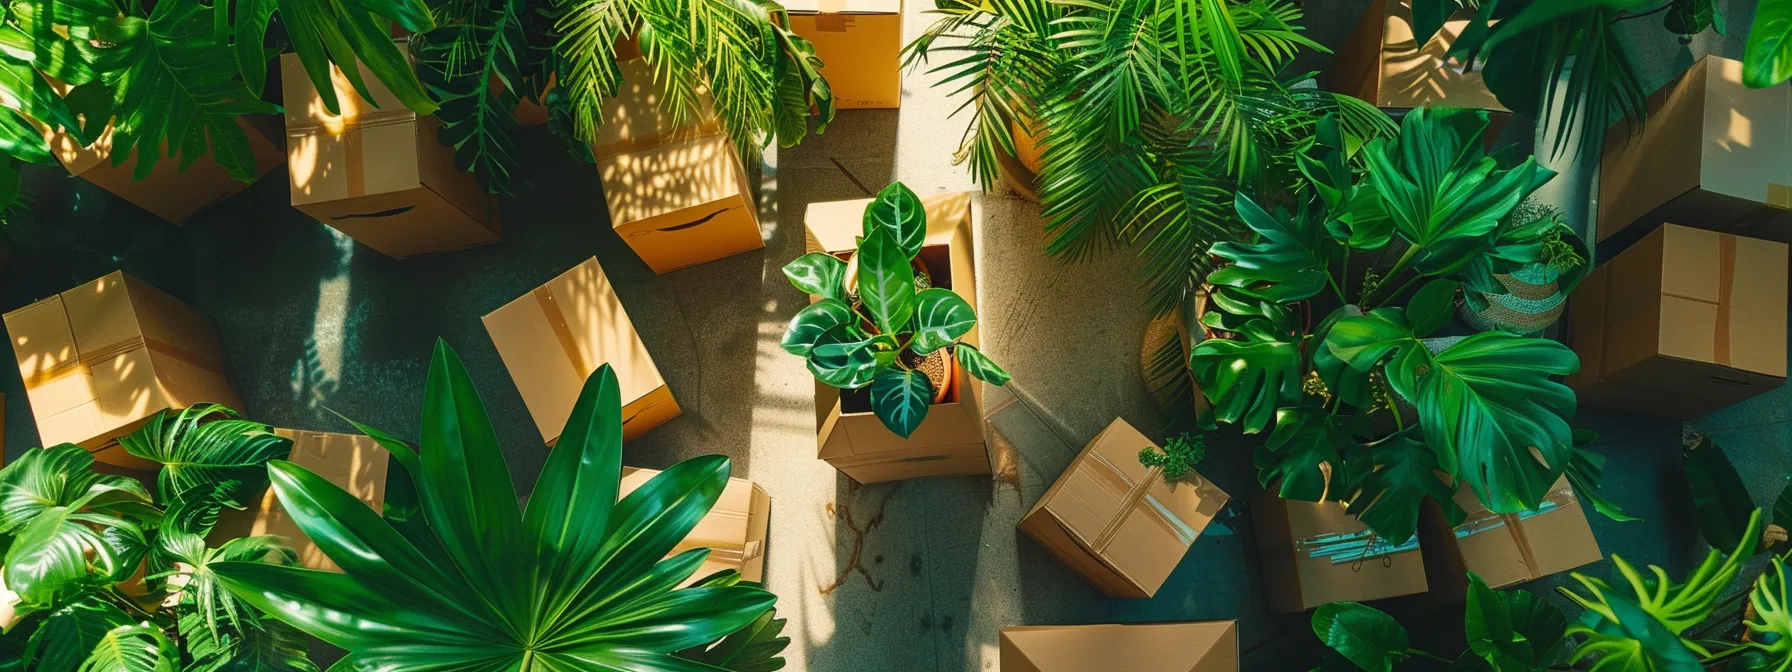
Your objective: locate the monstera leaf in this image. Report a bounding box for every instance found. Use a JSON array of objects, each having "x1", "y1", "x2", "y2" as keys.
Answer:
[
  {"x1": 21, "y1": 594, "x2": 131, "y2": 672},
  {"x1": 215, "y1": 343, "x2": 782, "y2": 670},
  {"x1": 1565, "y1": 431, "x2": 1637, "y2": 523},
  {"x1": 119, "y1": 404, "x2": 291, "y2": 506},
  {"x1": 1346, "y1": 433, "x2": 1459, "y2": 545},
  {"x1": 1207, "y1": 193, "x2": 1336, "y2": 303},
  {"x1": 1464, "y1": 572, "x2": 1568, "y2": 670},
  {"x1": 1747, "y1": 0, "x2": 1792, "y2": 88},
  {"x1": 1190, "y1": 319, "x2": 1302, "y2": 434},
  {"x1": 0, "y1": 446, "x2": 157, "y2": 610},
  {"x1": 1260, "y1": 407, "x2": 1353, "y2": 502}
]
